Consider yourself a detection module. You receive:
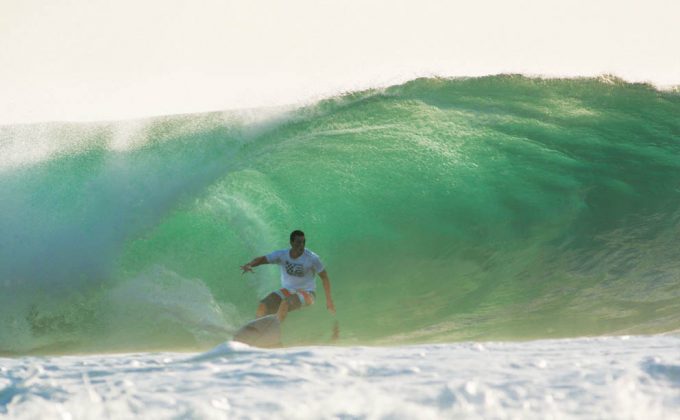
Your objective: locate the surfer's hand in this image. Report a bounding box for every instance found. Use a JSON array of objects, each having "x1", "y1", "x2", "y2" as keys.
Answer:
[
  {"x1": 327, "y1": 300, "x2": 336, "y2": 315},
  {"x1": 240, "y1": 264, "x2": 253, "y2": 274}
]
